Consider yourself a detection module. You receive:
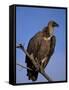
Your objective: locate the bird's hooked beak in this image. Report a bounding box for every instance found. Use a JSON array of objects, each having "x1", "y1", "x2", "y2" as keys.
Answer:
[
  {"x1": 52, "y1": 21, "x2": 59, "y2": 27},
  {"x1": 48, "y1": 21, "x2": 59, "y2": 35}
]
